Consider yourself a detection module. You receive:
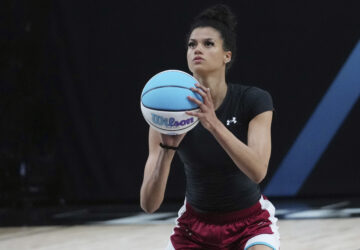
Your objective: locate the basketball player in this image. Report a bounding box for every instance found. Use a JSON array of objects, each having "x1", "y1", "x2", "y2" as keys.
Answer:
[{"x1": 140, "y1": 4, "x2": 280, "y2": 250}]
